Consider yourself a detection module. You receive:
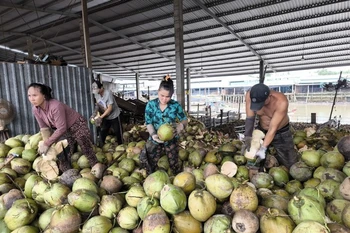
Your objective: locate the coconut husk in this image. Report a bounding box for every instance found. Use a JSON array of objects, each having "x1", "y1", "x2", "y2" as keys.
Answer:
[
  {"x1": 37, "y1": 159, "x2": 59, "y2": 181},
  {"x1": 40, "y1": 139, "x2": 68, "y2": 161}
]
